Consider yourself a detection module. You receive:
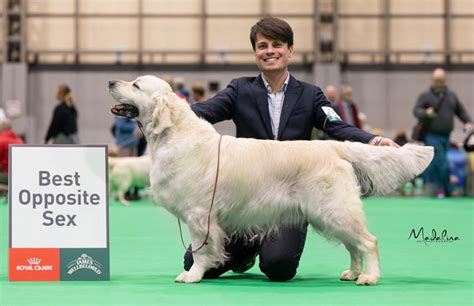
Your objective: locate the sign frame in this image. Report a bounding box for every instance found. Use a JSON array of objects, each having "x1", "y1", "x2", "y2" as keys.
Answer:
[{"x1": 8, "y1": 144, "x2": 110, "y2": 281}]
